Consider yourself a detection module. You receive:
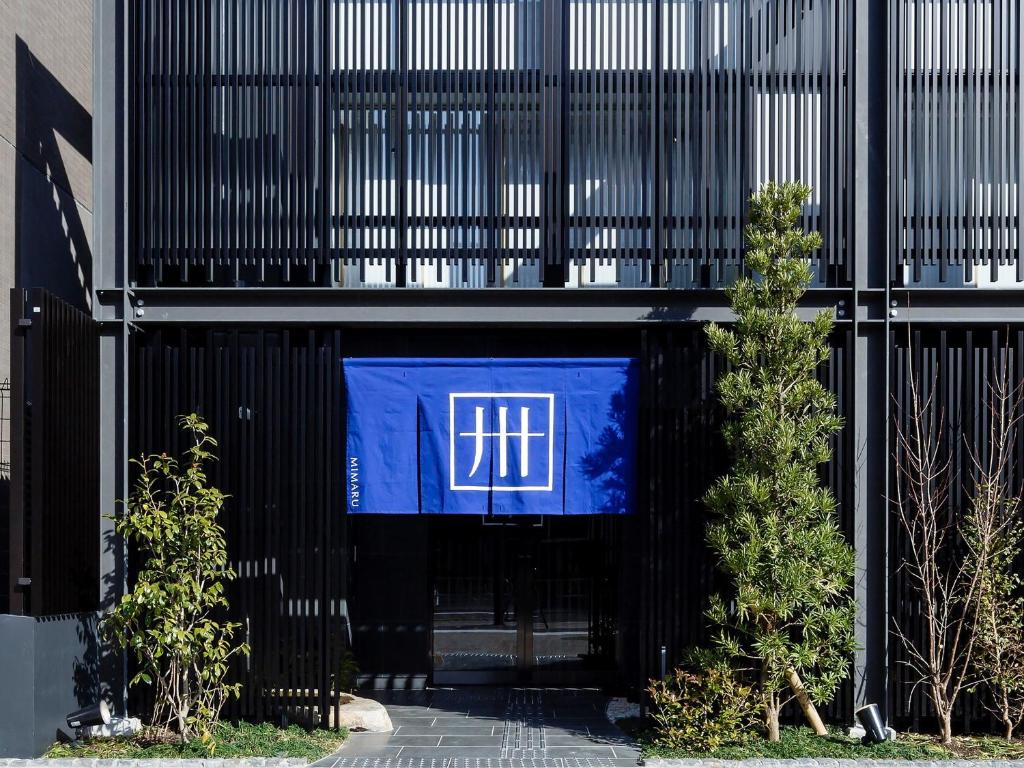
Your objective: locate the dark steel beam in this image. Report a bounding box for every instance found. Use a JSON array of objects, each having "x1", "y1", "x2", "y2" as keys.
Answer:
[
  {"x1": 890, "y1": 289, "x2": 1024, "y2": 325},
  {"x1": 111, "y1": 285, "x2": 1024, "y2": 327},
  {"x1": 120, "y1": 287, "x2": 849, "y2": 325}
]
